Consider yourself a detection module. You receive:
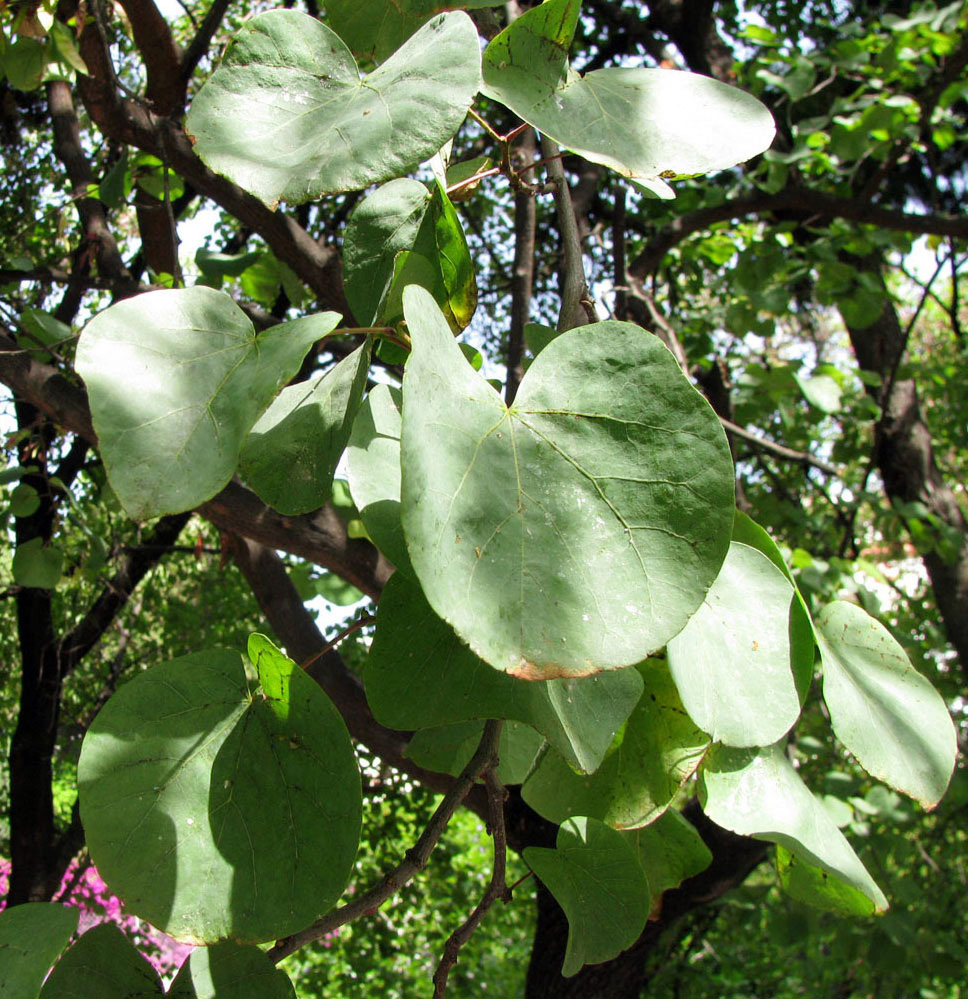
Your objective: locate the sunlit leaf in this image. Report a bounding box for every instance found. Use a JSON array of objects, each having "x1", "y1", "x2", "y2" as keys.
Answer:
[
  {"x1": 0, "y1": 903, "x2": 78, "y2": 999},
  {"x1": 168, "y1": 942, "x2": 296, "y2": 999}
]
